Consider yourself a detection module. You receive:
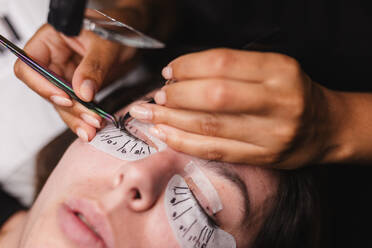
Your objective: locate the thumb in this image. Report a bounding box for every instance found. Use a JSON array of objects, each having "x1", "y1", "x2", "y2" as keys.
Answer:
[{"x1": 72, "y1": 40, "x2": 120, "y2": 102}]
